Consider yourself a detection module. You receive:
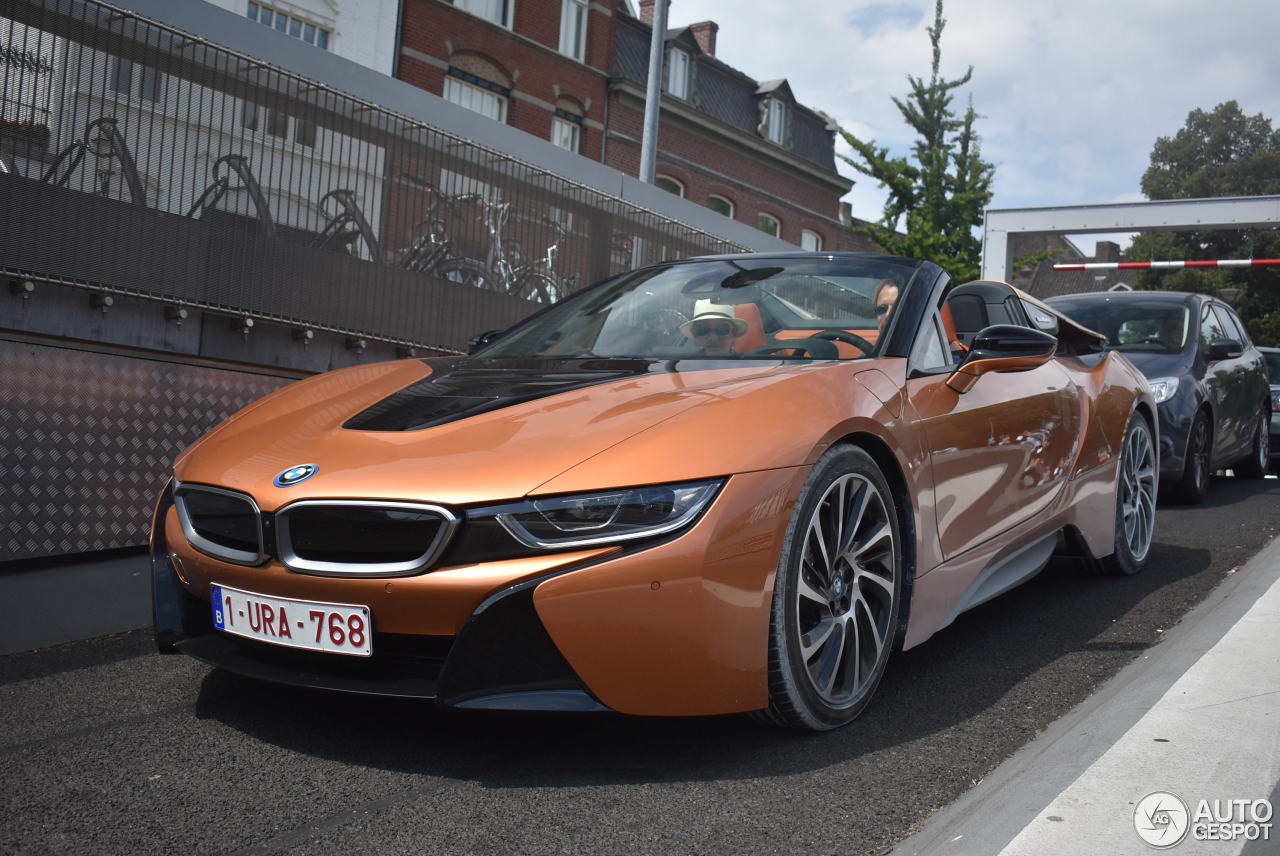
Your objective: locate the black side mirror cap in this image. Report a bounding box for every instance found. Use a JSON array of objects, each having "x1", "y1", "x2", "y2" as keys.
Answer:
[
  {"x1": 948, "y1": 324, "x2": 1058, "y2": 393},
  {"x1": 1207, "y1": 338, "x2": 1243, "y2": 361},
  {"x1": 468, "y1": 329, "x2": 504, "y2": 355}
]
